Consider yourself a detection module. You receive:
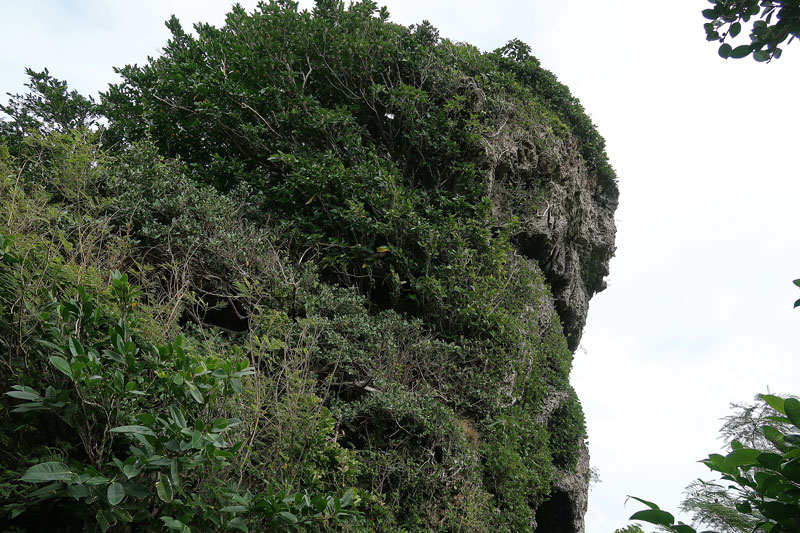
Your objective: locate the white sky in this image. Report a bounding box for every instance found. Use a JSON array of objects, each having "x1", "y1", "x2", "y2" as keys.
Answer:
[{"x1": 3, "y1": 2, "x2": 799, "y2": 531}]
